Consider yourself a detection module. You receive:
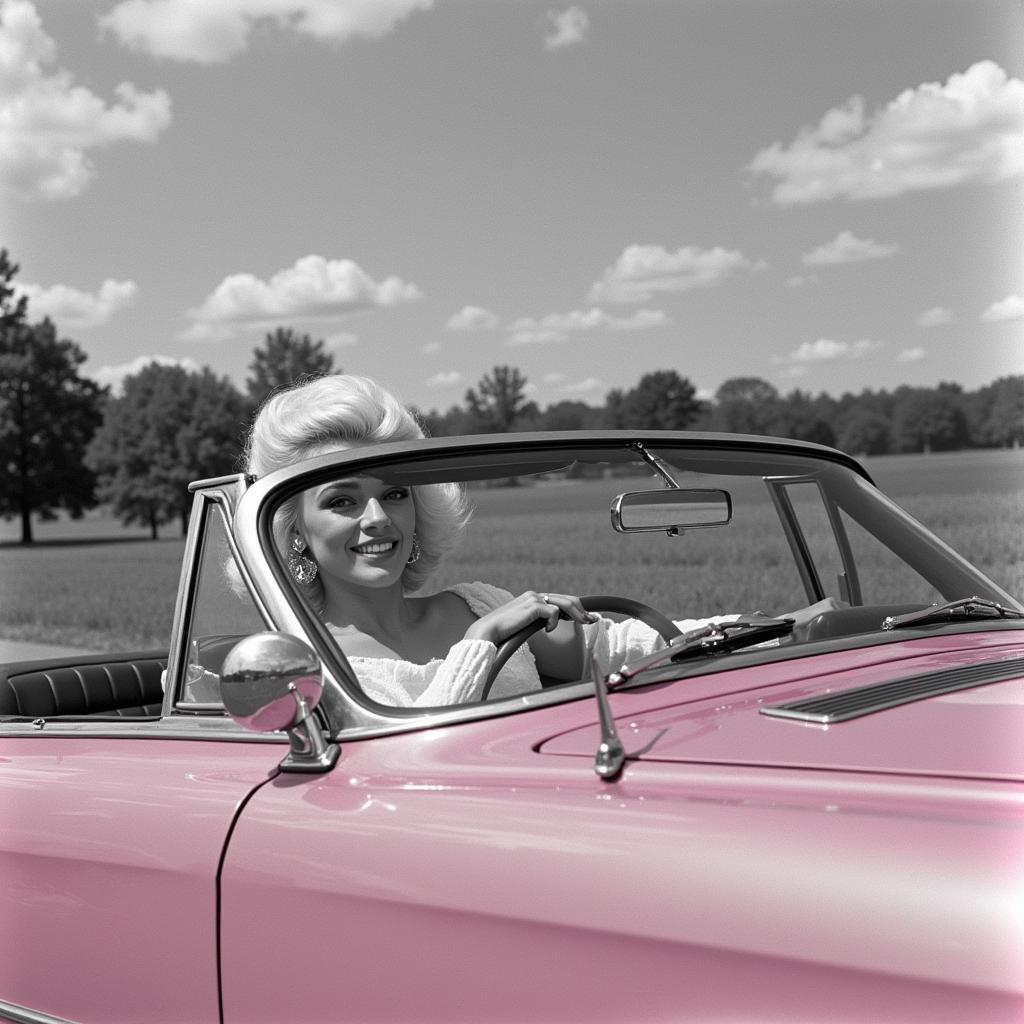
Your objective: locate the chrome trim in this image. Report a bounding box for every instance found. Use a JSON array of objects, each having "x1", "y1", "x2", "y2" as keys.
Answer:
[
  {"x1": 630, "y1": 440, "x2": 681, "y2": 487},
  {"x1": 591, "y1": 653, "x2": 626, "y2": 780},
  {"x1": 760, "y1": 655, "x2": 1024, "y2": 723},
  {"x1": 0, "y1": 998, "x2": 81, "y2": 1024},
  {"x1": 163, "y1": 486, "x2": 276, "y2": 718},
  {"x1": 188, "y1": 471, "x2": 250, "y2": 493},
  {"x1": 0, "y1": 717, "x2": 287, "y2": 741},
  {"x1": 278, "y1": 685, "x2": 342, "y2": 772}
]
